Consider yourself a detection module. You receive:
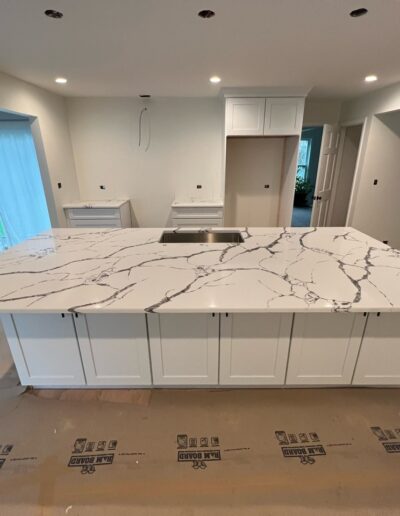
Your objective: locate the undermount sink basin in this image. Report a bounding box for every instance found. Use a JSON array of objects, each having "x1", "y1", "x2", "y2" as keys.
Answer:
[{"x1": 159, "y1": 230, "x2": 244, "y2": 244}]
